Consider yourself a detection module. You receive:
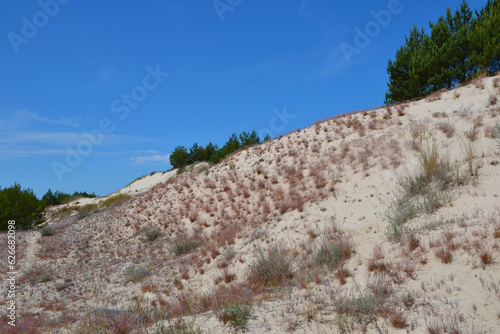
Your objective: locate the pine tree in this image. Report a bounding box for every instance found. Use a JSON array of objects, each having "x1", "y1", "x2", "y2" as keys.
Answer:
[
  {"x1": 385, "y1": 25, "x2": 428, "y2": 104},
  {"x1": 385, "y1": 0, "x2": 499, "y2": 104},
  {"x1": 169, "y1": 146, "x2": 191, "y2": 168},
  {"x1": 0, "y1": 183, "x2": 45, "y2": 231},
  {"x1": 470, "y1": 0, "x2": 500, "y2": 74}
]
